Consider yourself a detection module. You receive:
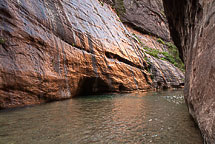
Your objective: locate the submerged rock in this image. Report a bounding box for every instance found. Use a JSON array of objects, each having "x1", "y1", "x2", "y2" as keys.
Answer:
[
  {"x1": 0, "y1": 0, "x2": 184, "y2": 109},
  {"x1": 163, "y1": 0, "x2": 215, "y2": 143}
]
